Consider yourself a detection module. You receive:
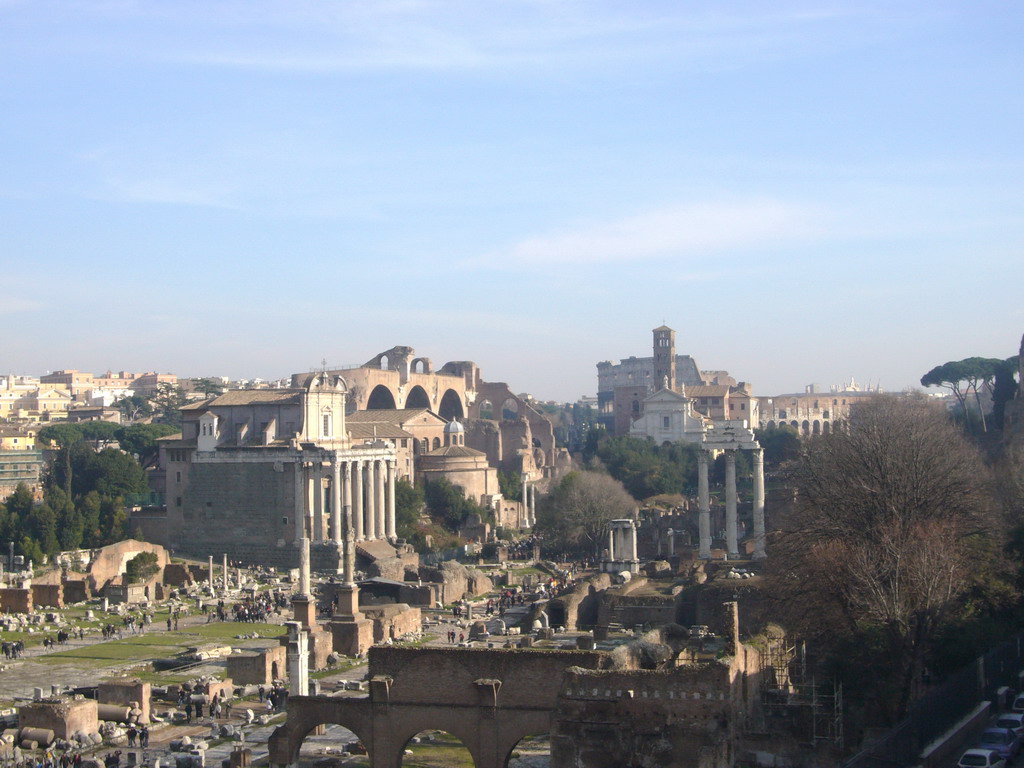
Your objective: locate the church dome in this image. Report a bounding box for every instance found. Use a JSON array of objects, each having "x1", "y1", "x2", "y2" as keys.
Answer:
[{"x1": 445, "y1": 419, "x2": 465, "y2": 434}]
